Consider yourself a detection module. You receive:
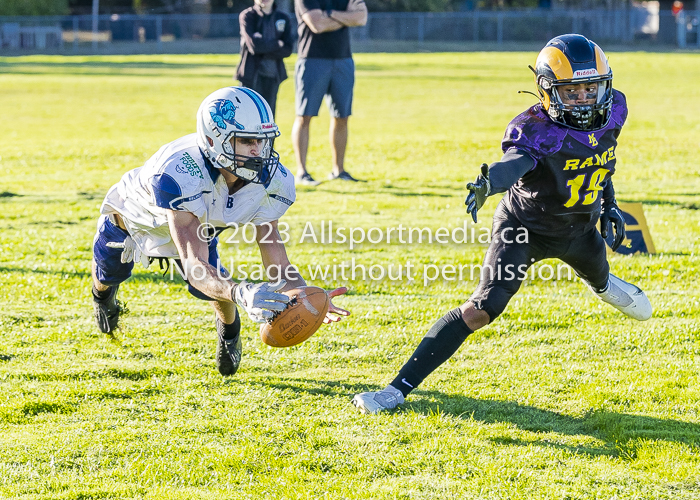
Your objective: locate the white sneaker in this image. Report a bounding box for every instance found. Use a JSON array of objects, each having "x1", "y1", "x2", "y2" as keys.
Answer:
[
  {"x1": 588, "y1": 273, "x2": 652, "y2": 321},
  {"x1": 352, "y1": 385, "x2": 404, "y2": 414},
  {"x1": 295, "y1": 172, "x2": 320, "y2": 186}
]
